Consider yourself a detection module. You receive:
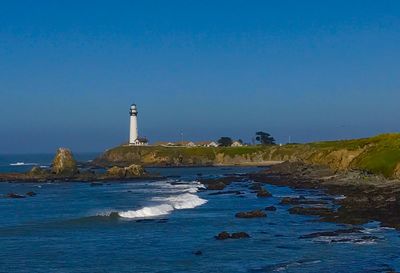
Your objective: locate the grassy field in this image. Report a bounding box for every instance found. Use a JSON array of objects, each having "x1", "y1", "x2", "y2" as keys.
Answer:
[{"x1": 97, "y1": 133, "x2": 400, "y2": 178}]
